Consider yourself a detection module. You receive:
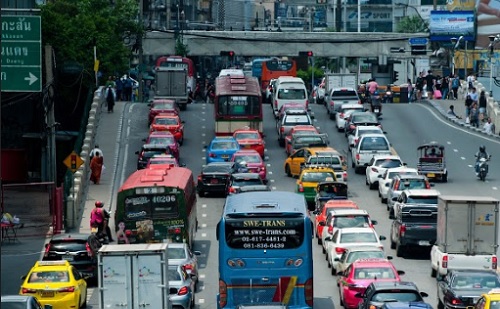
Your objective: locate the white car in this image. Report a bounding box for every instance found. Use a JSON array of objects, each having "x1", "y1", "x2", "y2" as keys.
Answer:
[
  {"x1": 351, "y1": 133, "x2": 394, "y2": 173},
  {"x1": 325, "y1": 227, "x2": 385, "y2": 270},
  {"x1": 333, "y1": 246, "x2": 389, "y2": 276},
  {"x1": 365, "y1": 155, "x2": 404, "y2": 190},
  {"x1": 378, "y1": 167, "x2": 419, "y2": 203},
  {"x1": 348, "y1": 126, "x2": 384, "y2": 151},
  {"x1": 335, "y1": 104, "x2": 365, "y2": 132}
]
